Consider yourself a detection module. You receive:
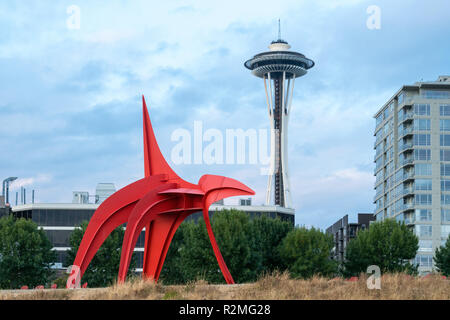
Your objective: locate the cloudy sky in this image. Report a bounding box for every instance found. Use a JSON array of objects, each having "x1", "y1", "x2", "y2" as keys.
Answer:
[{"x1": 1, "y1": 0, "x2": 449, "y2": 229}]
